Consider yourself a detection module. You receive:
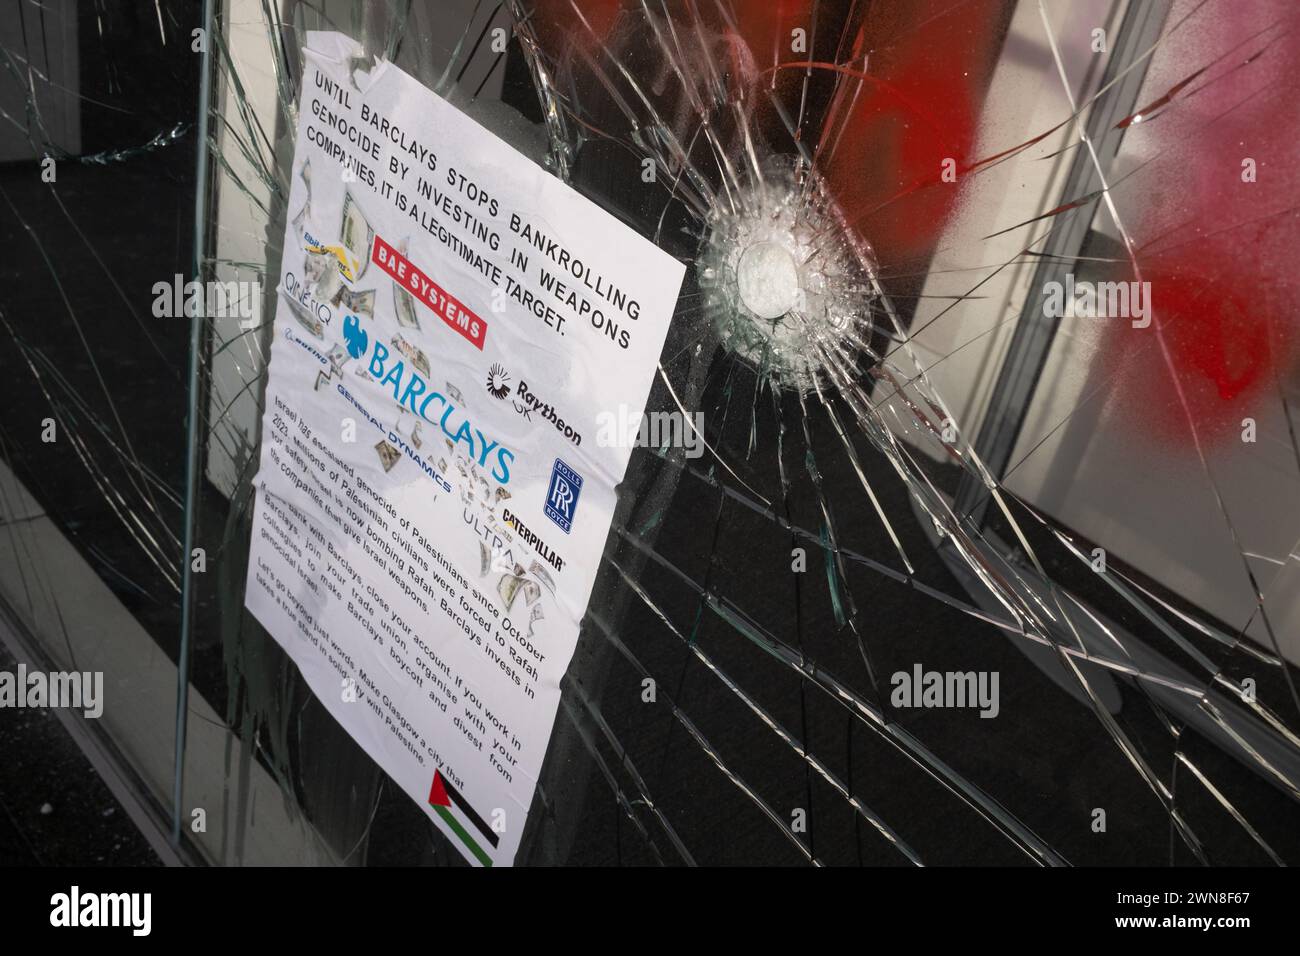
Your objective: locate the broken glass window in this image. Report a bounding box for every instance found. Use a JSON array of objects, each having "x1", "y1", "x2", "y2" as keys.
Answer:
[{"x1": 0, "y1": 0, "x2": 1296, "y2": 866}]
